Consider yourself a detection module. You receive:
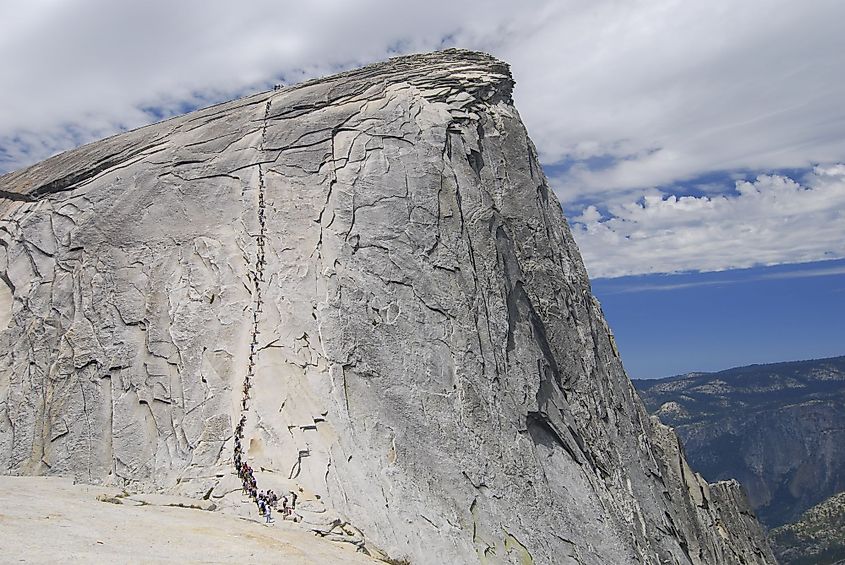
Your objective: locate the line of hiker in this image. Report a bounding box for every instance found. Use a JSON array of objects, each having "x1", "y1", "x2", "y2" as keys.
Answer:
[
  {"x1": 234, "y1": 443, "x2": 299, "y2": 524},
  {"x1": 229, "y1": 140, "x2": 299, "y2": 525},
  {"x1": 229, "y1": 105, "x2": 301, "y2": 524}
]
